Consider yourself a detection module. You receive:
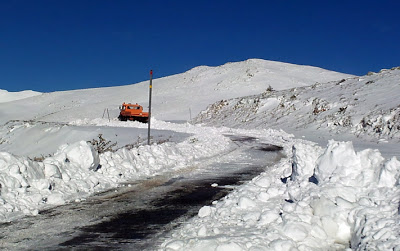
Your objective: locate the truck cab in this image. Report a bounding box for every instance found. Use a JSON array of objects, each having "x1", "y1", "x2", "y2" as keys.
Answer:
[{"x1": 118, "y1": 103, "x2": 149, "y2": 123}]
